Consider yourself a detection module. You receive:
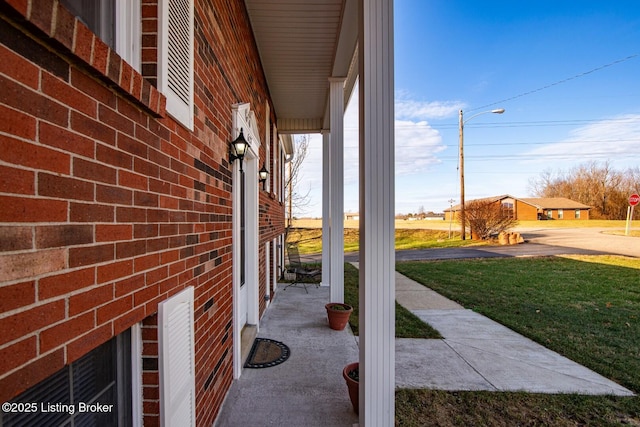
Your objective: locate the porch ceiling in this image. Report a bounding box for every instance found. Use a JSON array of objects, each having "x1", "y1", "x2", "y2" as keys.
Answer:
[{"x1": 244, "y1": 0, "x2": 358, "y2": 134}]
